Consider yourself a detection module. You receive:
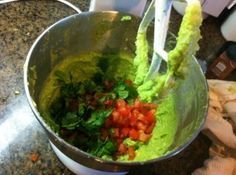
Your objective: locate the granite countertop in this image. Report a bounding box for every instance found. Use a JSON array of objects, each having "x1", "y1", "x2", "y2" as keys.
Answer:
[{"x1": 0, "y1": 0, "x2": 226, "y2": 174}]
